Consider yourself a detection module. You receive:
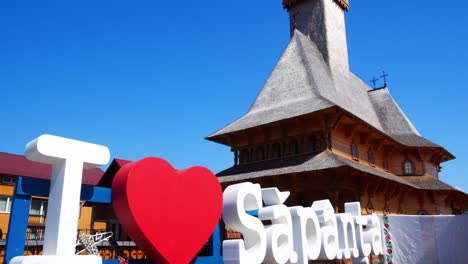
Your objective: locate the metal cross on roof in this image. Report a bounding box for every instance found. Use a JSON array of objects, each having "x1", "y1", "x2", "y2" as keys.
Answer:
[
  {"x1": 380, "y1": 71, "x2": 389, "y2": 85},
  {"x1": 370, "y1": 77, "x2": 379, "y2": 89}
]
